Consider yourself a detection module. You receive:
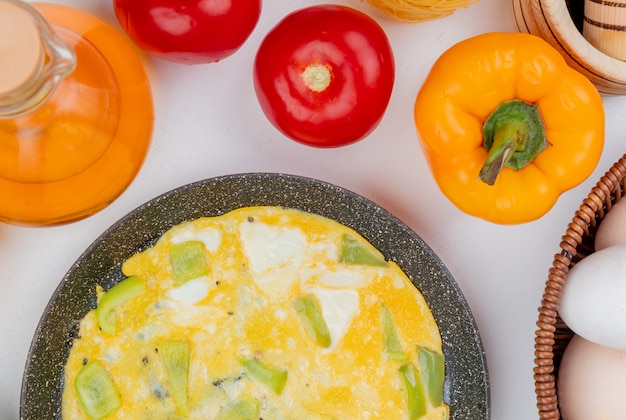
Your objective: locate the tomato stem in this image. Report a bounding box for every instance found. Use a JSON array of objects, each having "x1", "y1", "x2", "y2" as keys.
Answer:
[
  {"x1": 302, "y1": 64, "x2": 331, "y2": 92},
  {"x1": 479, "y1": 100, "x2": 548, "y2": 185}
]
